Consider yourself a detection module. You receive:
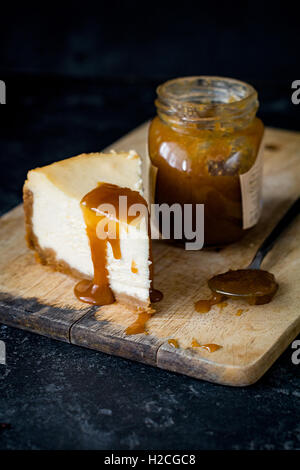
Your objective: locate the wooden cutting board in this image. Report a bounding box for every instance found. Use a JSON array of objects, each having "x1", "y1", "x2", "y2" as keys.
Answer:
[{"x1": 1, "y1": 123, "x2": 300, "y2": 386}]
